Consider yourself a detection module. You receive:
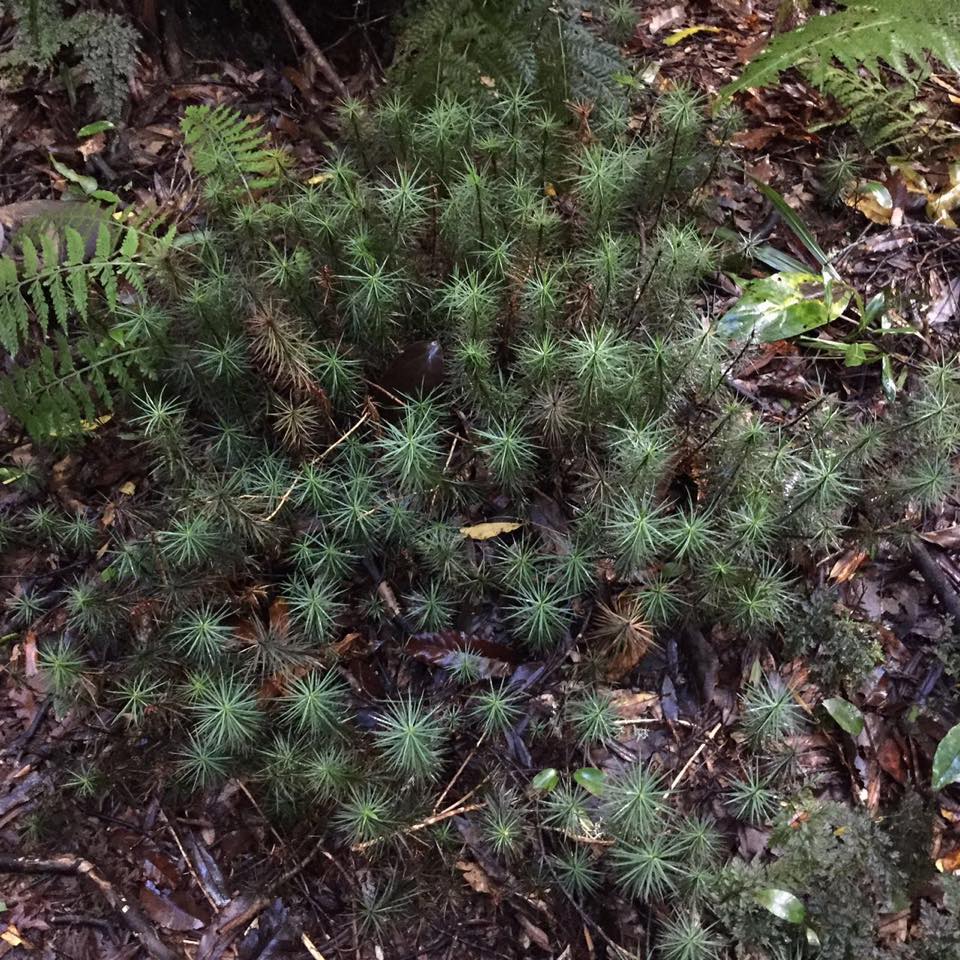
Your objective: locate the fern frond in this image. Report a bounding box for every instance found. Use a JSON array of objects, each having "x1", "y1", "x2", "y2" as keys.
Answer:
[
  {"x1": 181, "y1": 105, "x2": 285, "y2": 192},
  {"x1": 724, "y1": 0, "x2": 960, "y2": 96}
]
